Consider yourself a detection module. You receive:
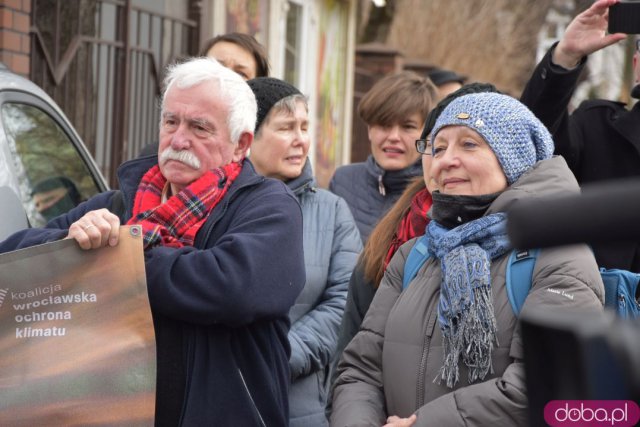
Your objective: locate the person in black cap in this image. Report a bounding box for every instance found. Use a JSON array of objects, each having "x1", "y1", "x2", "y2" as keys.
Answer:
[
  {"x1": 247, "y1": 77, "x2": 361, "y2": 427},
  {"x1": 427, "y1": 67, "x2": 467, "y2": 101}
]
